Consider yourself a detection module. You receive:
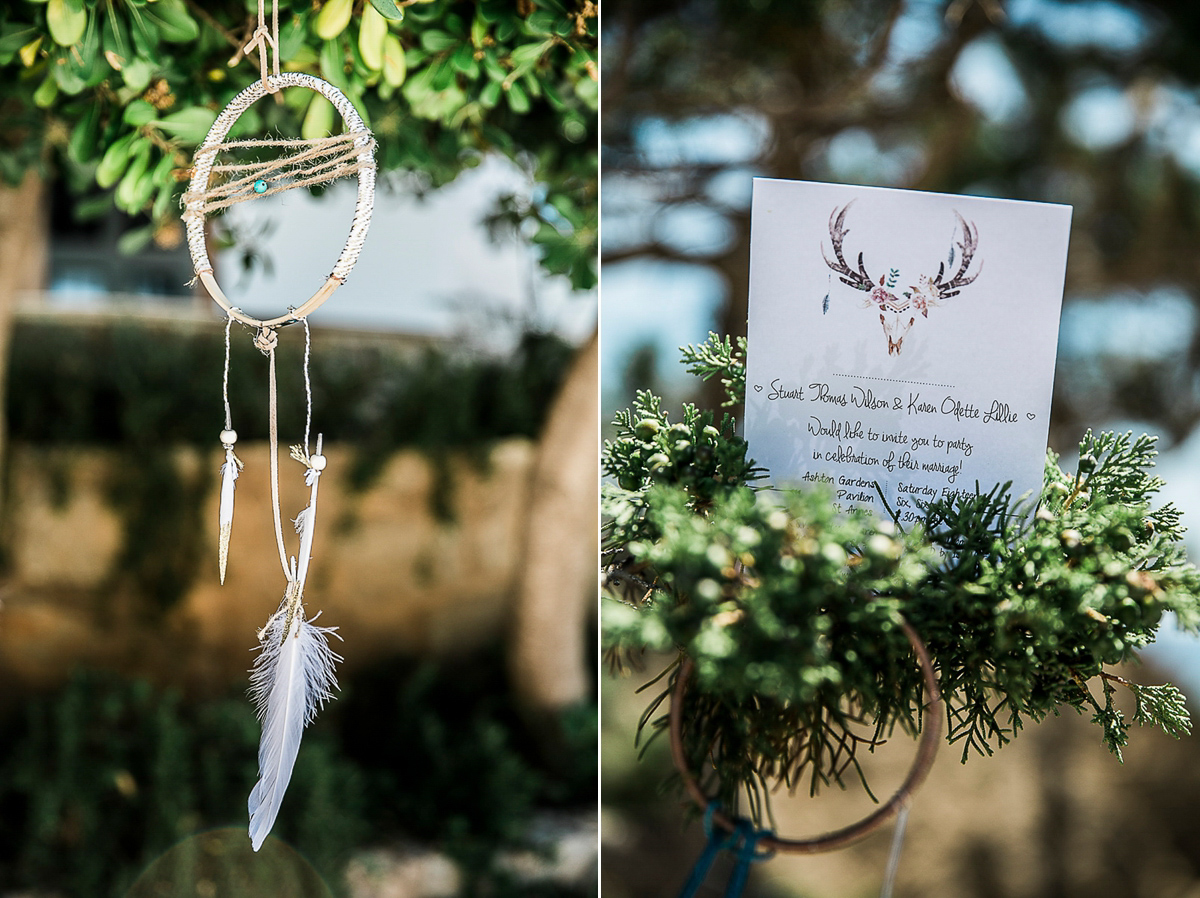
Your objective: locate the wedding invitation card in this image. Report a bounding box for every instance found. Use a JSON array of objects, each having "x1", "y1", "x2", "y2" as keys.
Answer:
[{"x1": 744, "y1": 178, "x2": 1072, "y2": 520}]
